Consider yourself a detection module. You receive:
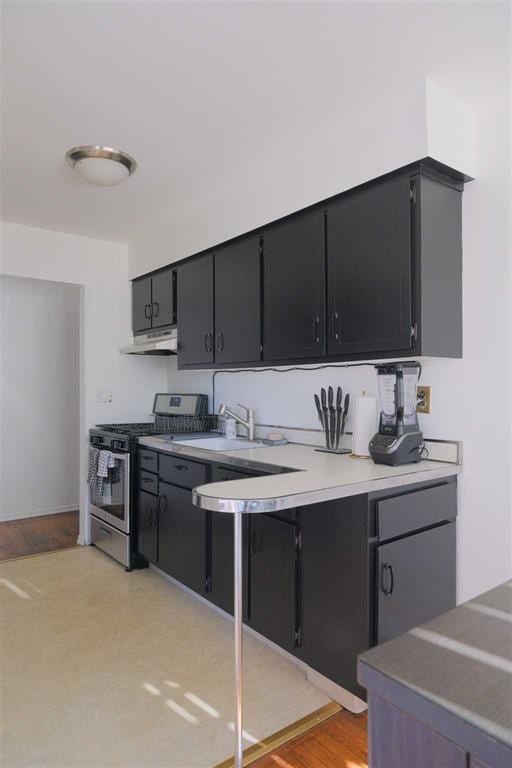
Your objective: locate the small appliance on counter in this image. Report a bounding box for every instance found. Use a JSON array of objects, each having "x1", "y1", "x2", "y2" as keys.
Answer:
[
  {"x1": 88, "y1": 393, "x2": 215, "y2": 569},
  {"x1": 369, "y1": 362, "x2": 423, "y2": 466}
]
